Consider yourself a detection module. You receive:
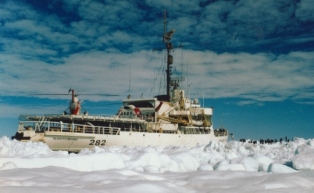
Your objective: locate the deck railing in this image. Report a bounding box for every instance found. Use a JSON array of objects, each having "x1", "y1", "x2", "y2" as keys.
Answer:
[
  {"x1": 18, "y1": 121, "x2": 221, "y2": 136},
  {"x1": 18, "y1": 121, "x2": 120, "y2": 135}
]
